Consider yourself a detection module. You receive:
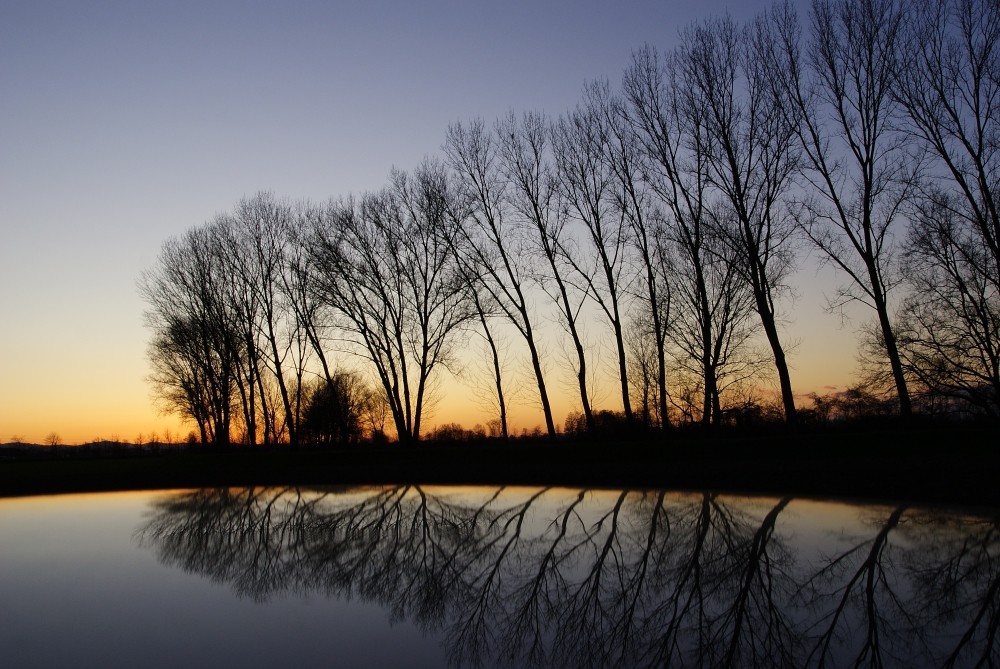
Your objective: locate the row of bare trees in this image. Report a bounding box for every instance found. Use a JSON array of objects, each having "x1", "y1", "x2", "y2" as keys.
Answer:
[
  {"x1": 142, "y1": 0, "x2": 1000, "y2": 444},
  {"x1": 141, "y1": 165, "x2": 476, "y2": 445},
  {"x1": 139, "y1": 194, "x2": 388, "y2": 446}
]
